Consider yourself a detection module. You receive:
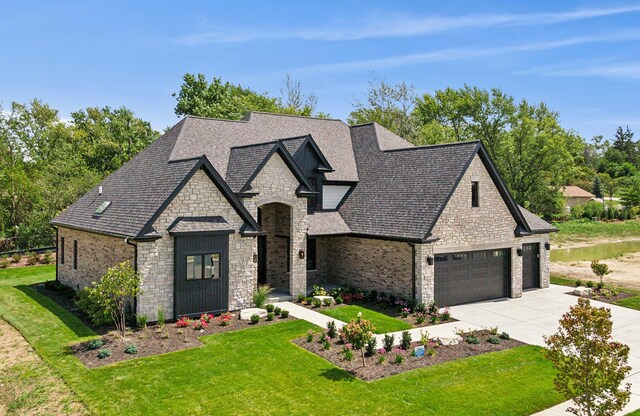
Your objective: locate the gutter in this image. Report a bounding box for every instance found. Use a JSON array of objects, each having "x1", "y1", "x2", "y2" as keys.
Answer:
[{"x1": 125, "y1": 237, "x2": 139, "y2": 317}]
